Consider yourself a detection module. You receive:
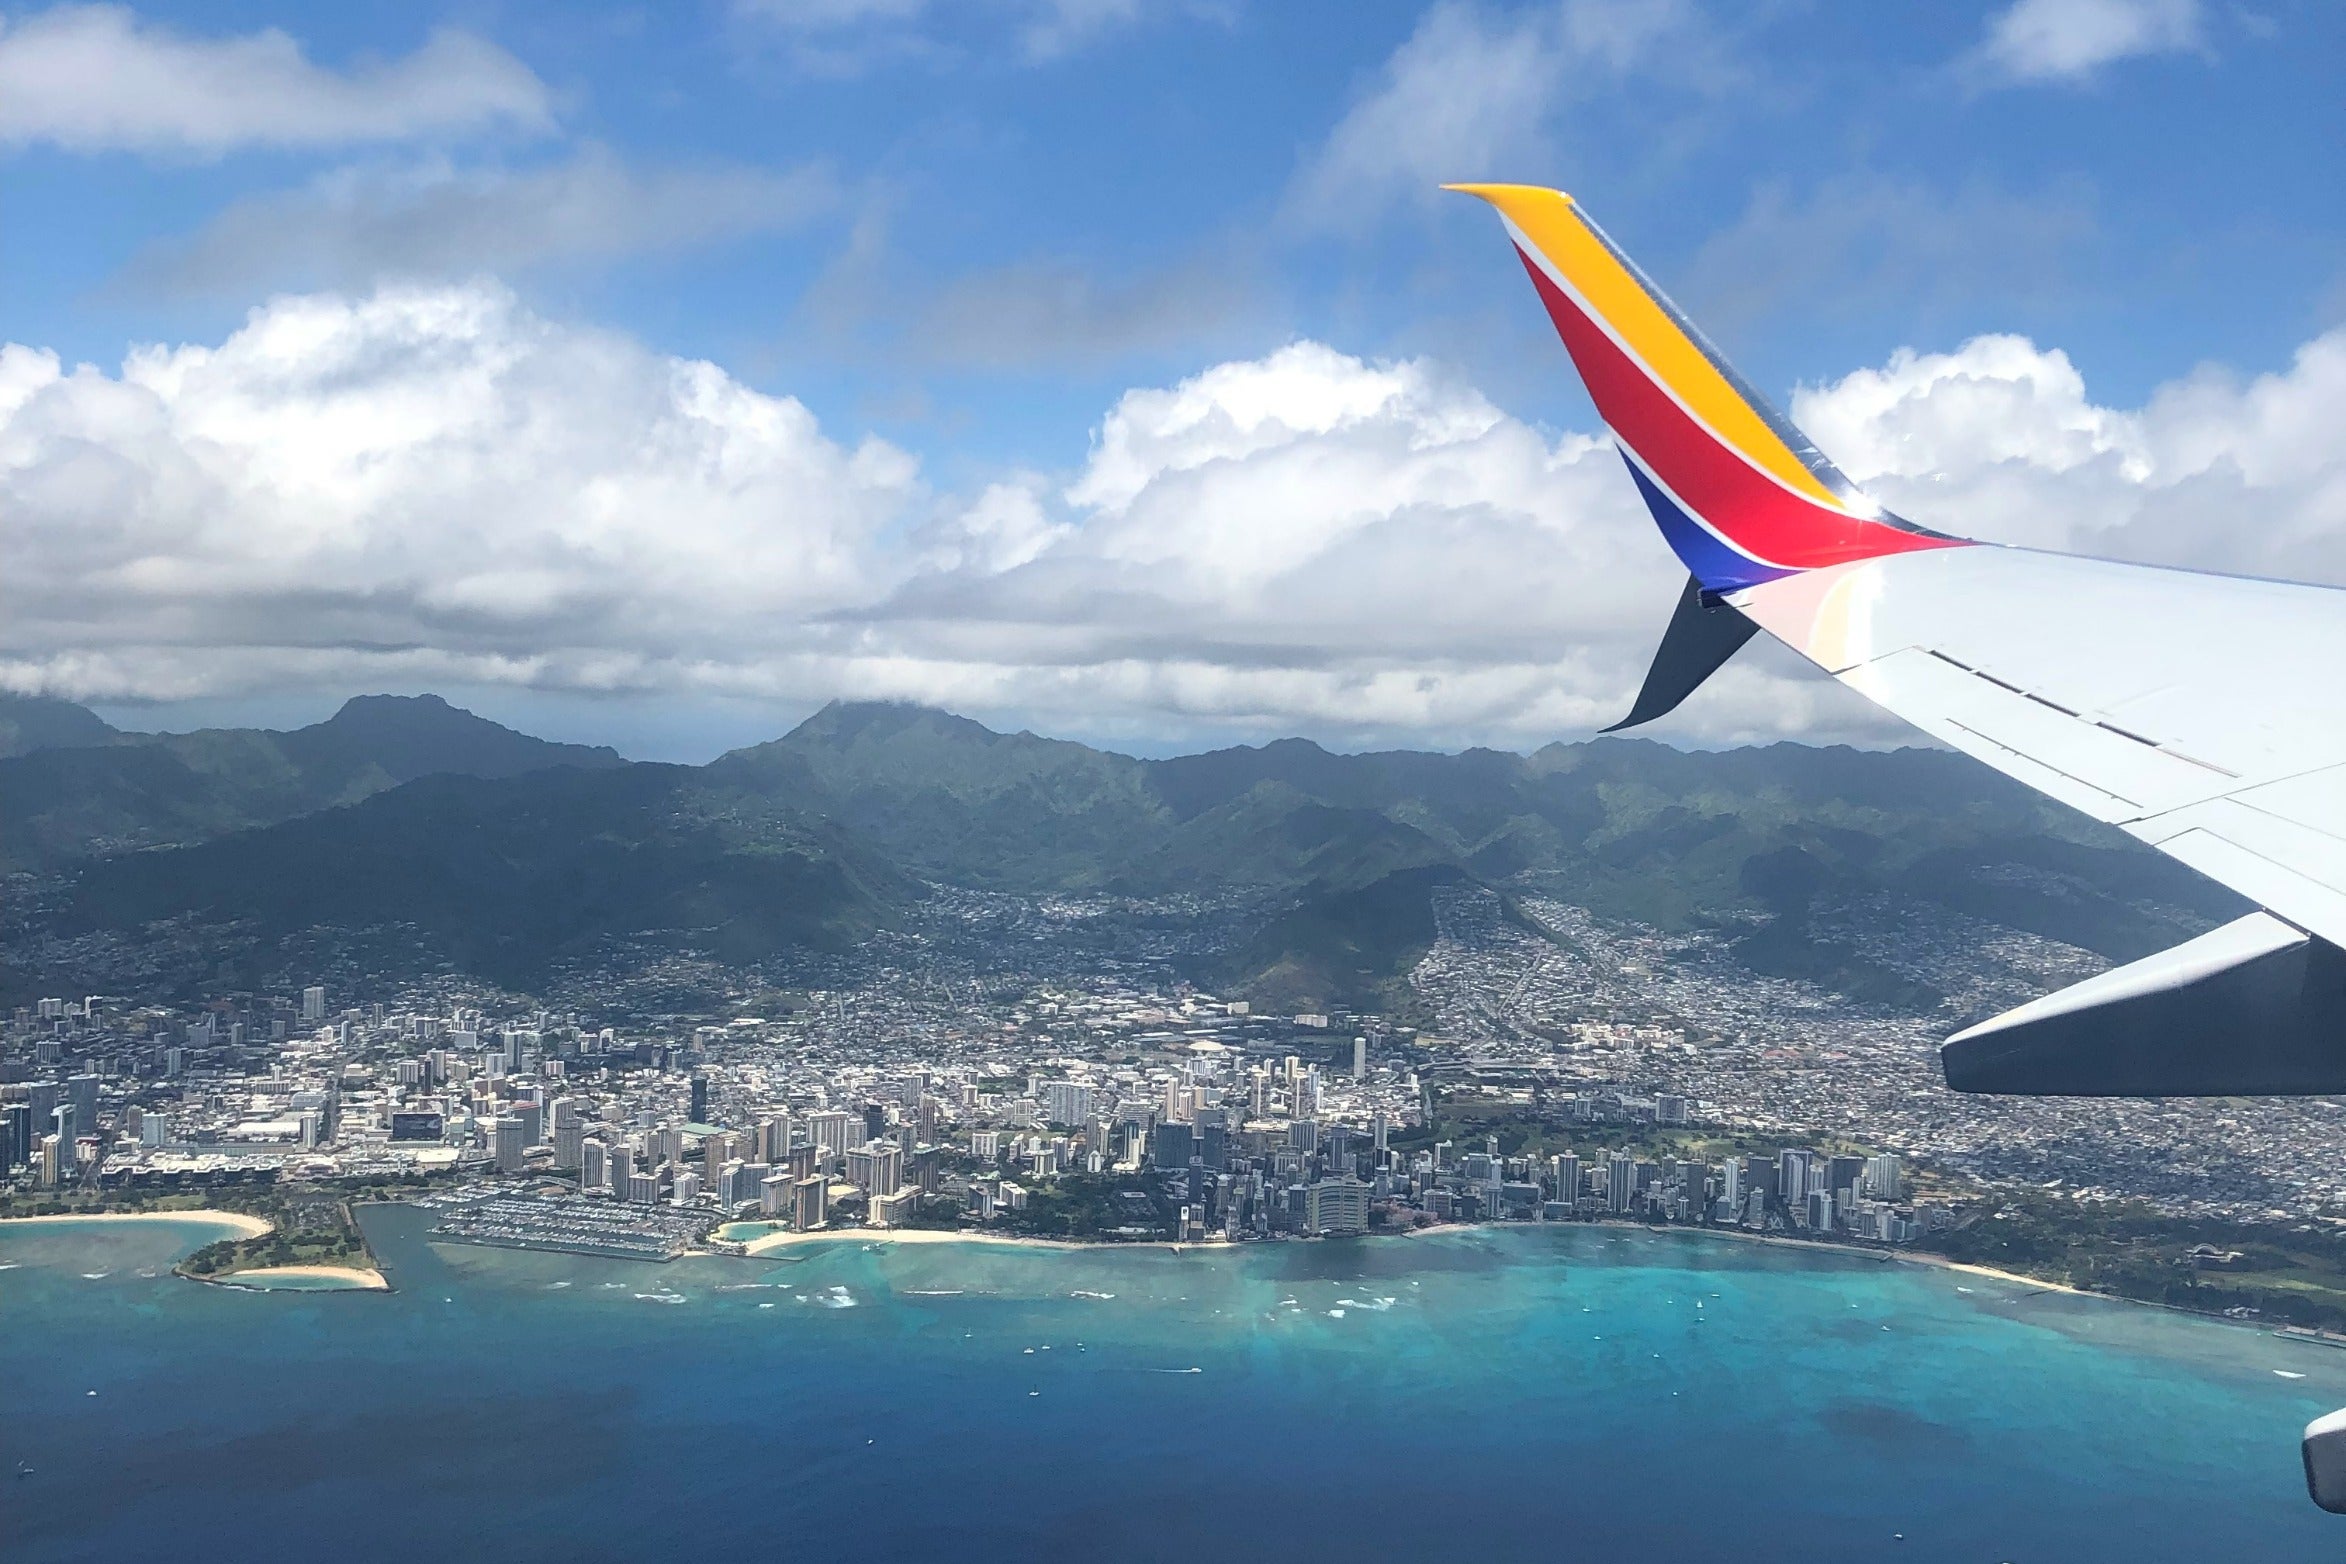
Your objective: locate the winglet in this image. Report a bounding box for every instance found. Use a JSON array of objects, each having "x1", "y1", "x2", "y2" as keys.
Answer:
[
  {"x1": 1448, "y1": 183, "x2": 1963, "y2": 593},
  {"x1": 1605, "y1": 574, "x2": 1758, "y2": 733}
]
